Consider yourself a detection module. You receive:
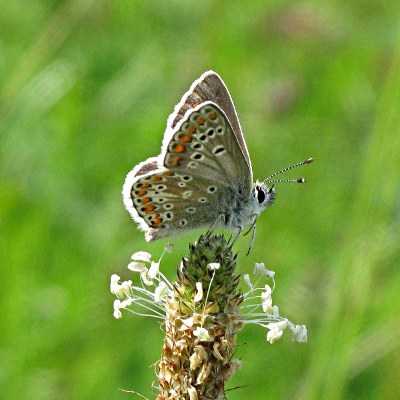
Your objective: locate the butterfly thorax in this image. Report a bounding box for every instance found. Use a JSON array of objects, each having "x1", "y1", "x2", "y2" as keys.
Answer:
[{"x1": 219, "y1": 182, "x2": 276, "y2": 229}]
